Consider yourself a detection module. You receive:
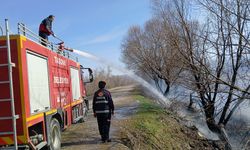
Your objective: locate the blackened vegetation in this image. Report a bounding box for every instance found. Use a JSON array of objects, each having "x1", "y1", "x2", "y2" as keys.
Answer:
[{"x1": 121, "y1": 0, "x2": 250, "y2": 149}]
